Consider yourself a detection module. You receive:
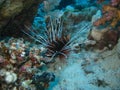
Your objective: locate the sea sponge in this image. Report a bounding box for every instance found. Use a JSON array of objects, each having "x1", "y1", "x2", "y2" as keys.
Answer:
[
  {"x1": 94, "y1": 0, "x2": 120, "y2": 27},
  {"x1": 94, "y1": 6, "x2": 120, "y2": 27}
]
